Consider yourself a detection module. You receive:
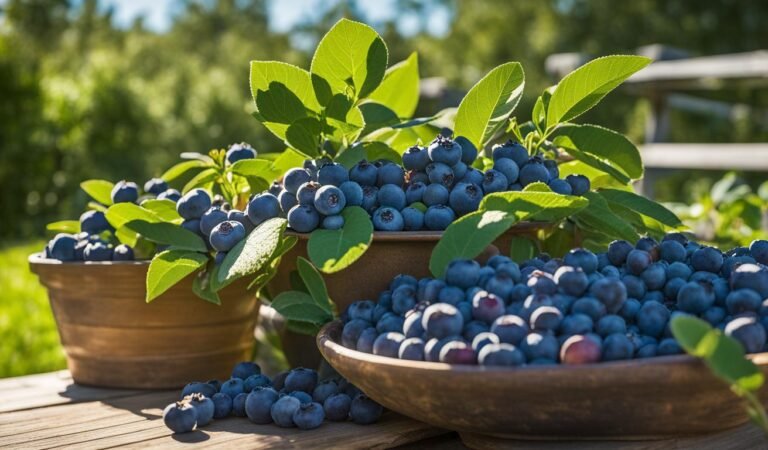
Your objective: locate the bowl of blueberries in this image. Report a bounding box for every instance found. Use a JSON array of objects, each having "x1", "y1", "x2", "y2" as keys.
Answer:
[
  {"x1": 318, "y1": 234, "x2": 768, "y2": 439},
  {"x1": 268, "y1": 136, "x2": 586, "y2": 313}
]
